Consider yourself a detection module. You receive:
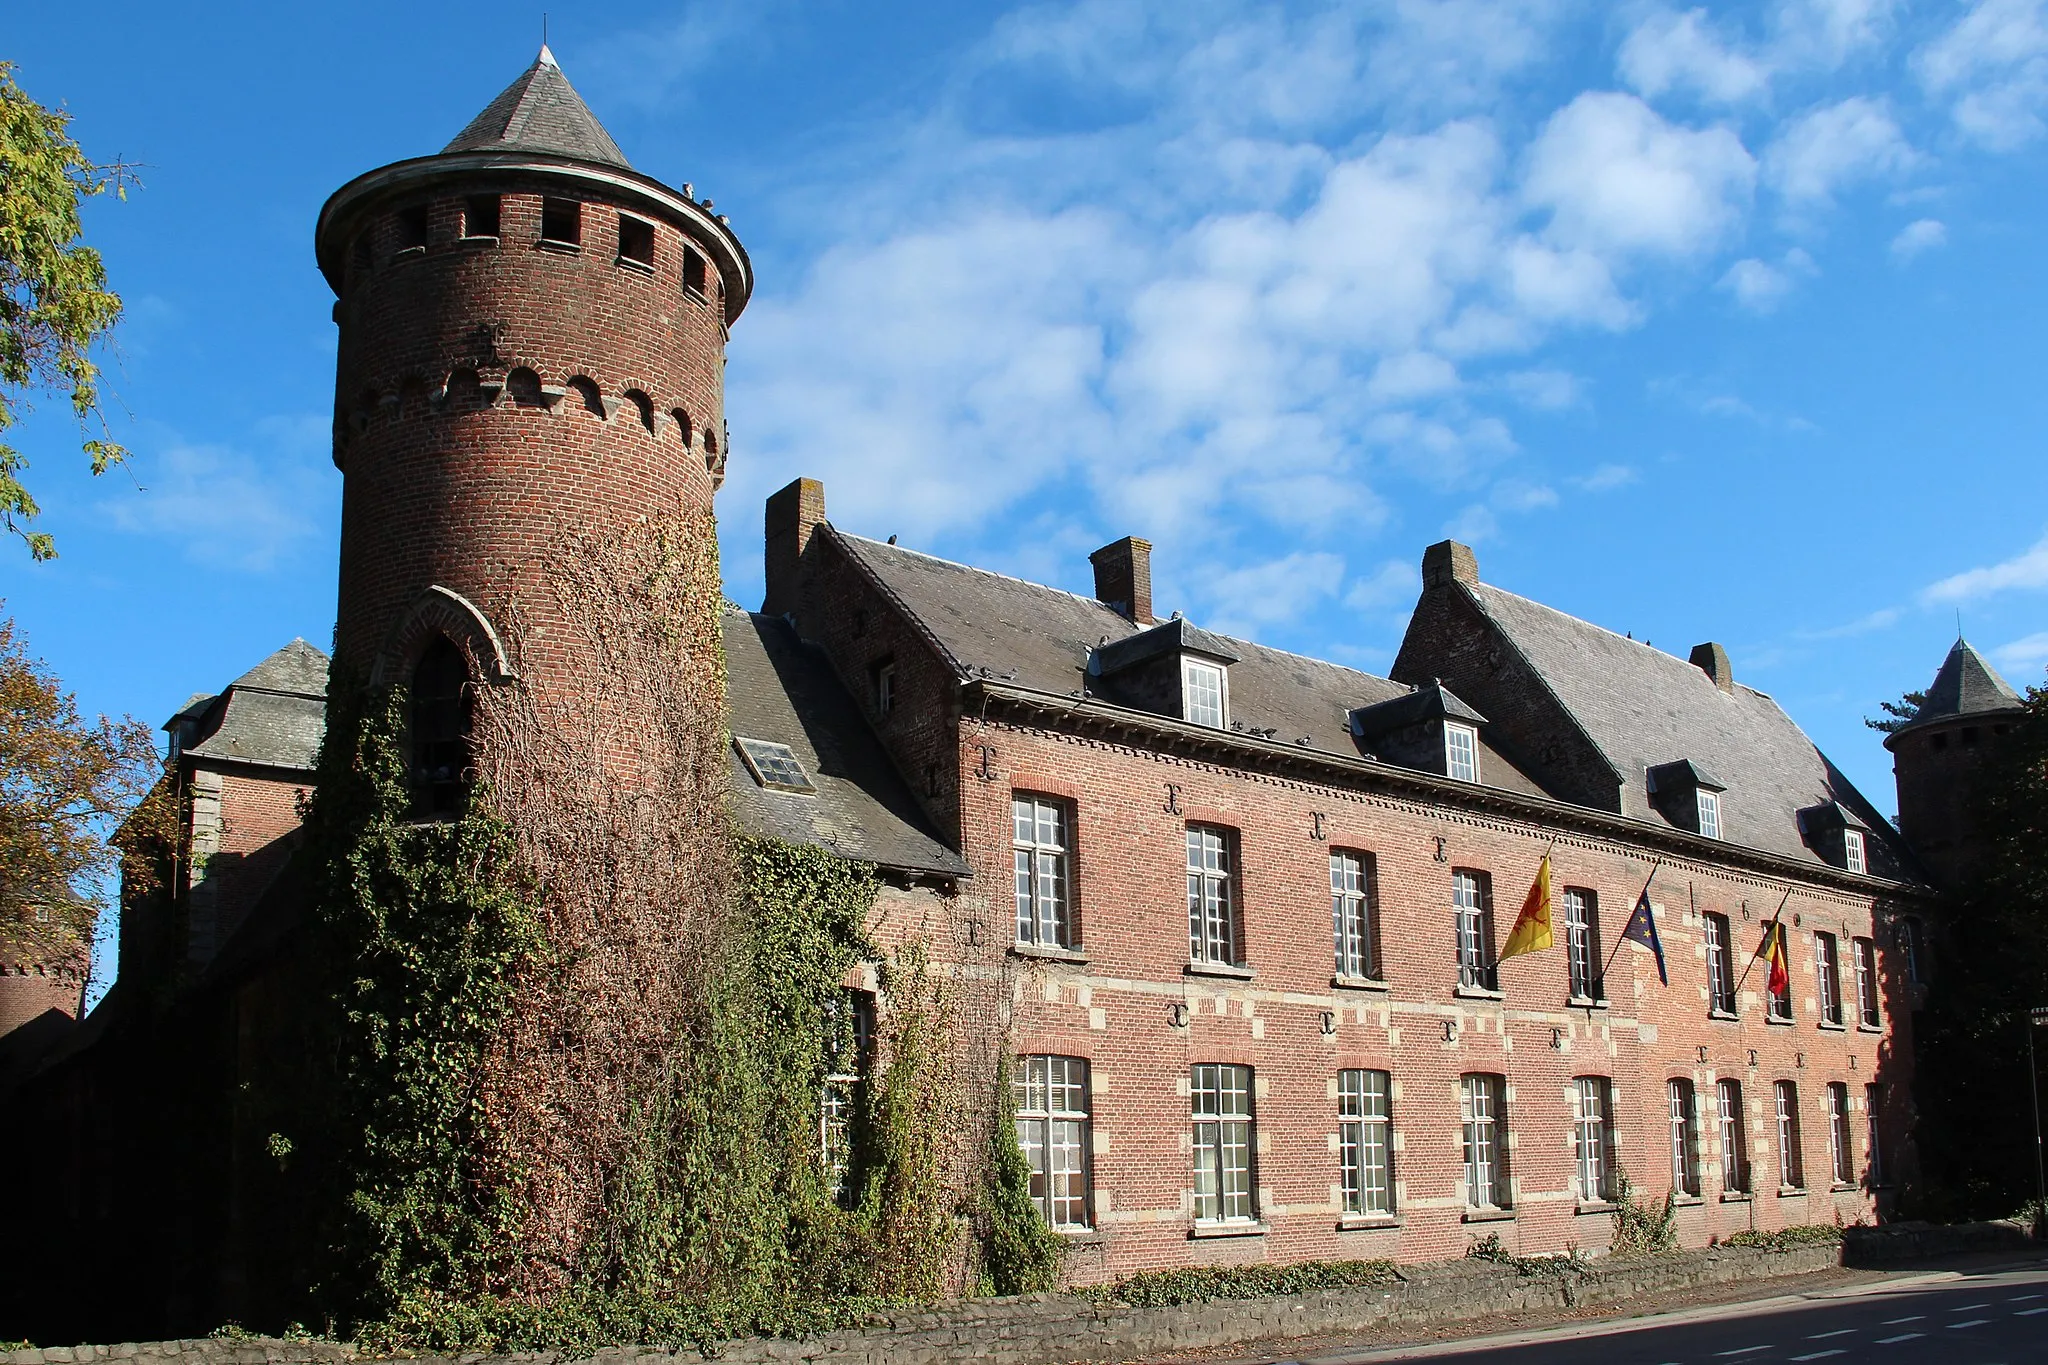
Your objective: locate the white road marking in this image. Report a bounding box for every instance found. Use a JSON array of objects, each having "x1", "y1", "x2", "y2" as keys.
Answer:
[
  {"x1": 2010, "y1": 1293, "x2": 2043, "y2": 1302},
  {"x1": 1875, "y1": 1332, "x2": 1924, "y2": 1344},
  {"x1": 1882, "y1": 1315, "x2": 1925, "y2": 1324},
  {"x1": 2016, "y1": 1306, "x2": 2048, "y2": 1317},
  {"x1": 1789, "y1": 1351, "x2": 1845, "y2": 1361},
  {"x1": 1946, "y1": 1318, "x2": 1991, "y2": 1328},
  {"x1": 1715, "y1": 1348, "x2": 1772, "y2": 1357},
  {"x1": 1949, "y1": 1302, "x2": 1991, "y2": 1311},
  {"x1": 1806, "y1": 1328, "x2": 1856, "y2": 1338}
]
